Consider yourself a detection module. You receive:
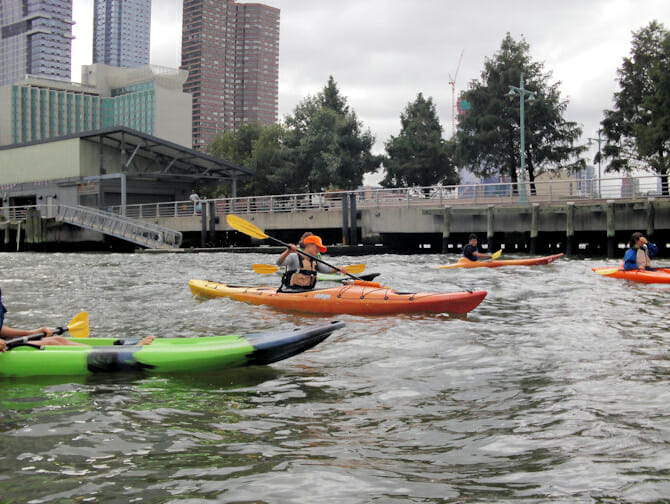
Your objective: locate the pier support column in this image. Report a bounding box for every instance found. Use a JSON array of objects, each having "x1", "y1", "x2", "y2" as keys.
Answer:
[
  {"x1": 349, "y1": 193, "x2": 358, "y2": 246},
  {"x1": 487, "y1": 205, "x2": 495, "y2": 253},
  {"x1": 606, "y1": 200, "x2": 616, "y2": 258},
  {"x1": 200, "y1": 203, "x2": 208, "y2": 248},
  {"x1": 566, "y1": 202, "x2": 575, "y2": 256},
  {"x1": 341, "y1": 194, "x2": 349, "y2": 245},
  {"x1": 647, "y1": 197, "x2": 655, "y2": 239},
  {"x1": 530, "y1": 203, "x2": 539, "y2": 254},
  {"x1": 441, "y1": 206, "x2": 452, "y2": 253},
  {"x1": 208, "y1": 201, "x2": 216, "y2": 245}
]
